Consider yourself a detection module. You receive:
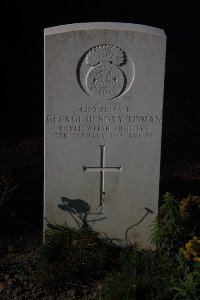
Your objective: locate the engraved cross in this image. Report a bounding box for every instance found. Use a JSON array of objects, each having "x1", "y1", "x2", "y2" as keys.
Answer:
[{"x1": 83, "y1": 145, "x2": 122, "y2": 207}]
